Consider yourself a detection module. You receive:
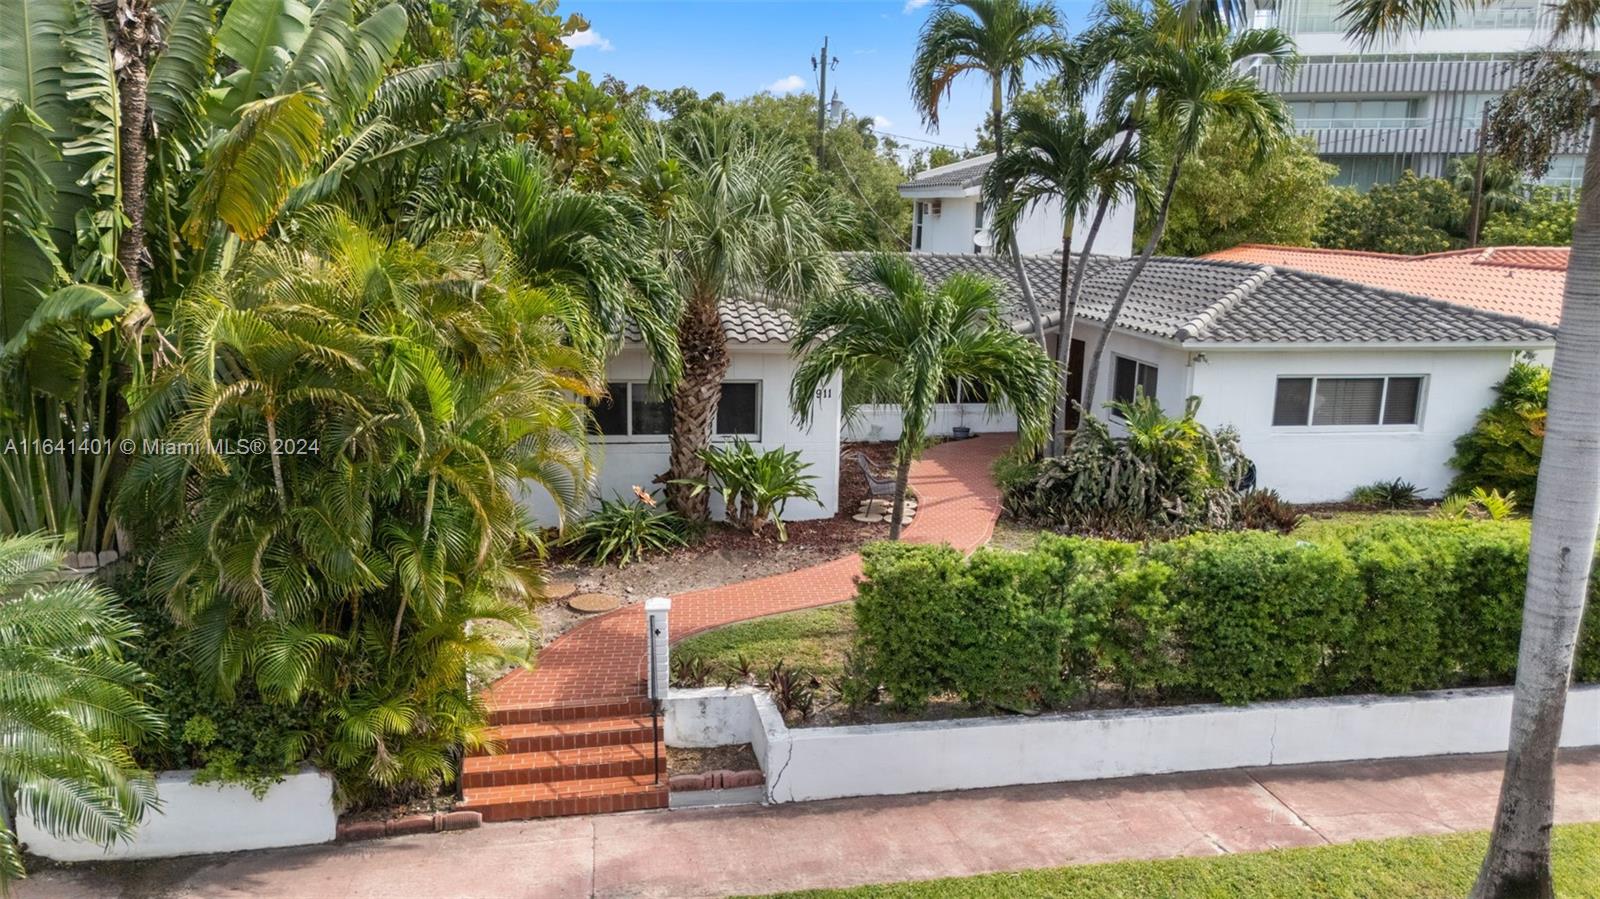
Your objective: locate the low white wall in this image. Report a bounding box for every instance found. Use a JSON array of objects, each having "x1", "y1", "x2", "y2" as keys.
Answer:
[
  {"x1": 20, "y1": 769, "x2": 337, "y2": 861},
  {"x1": 667, "y1": 685, "x2": 1600, "y2": 805},
  {"x1": 843, "y1": 404, "x2": 1017, "y2": 443},
  {"x1": 665, "y1": 686, "x2": 766, "y2": 748}
]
